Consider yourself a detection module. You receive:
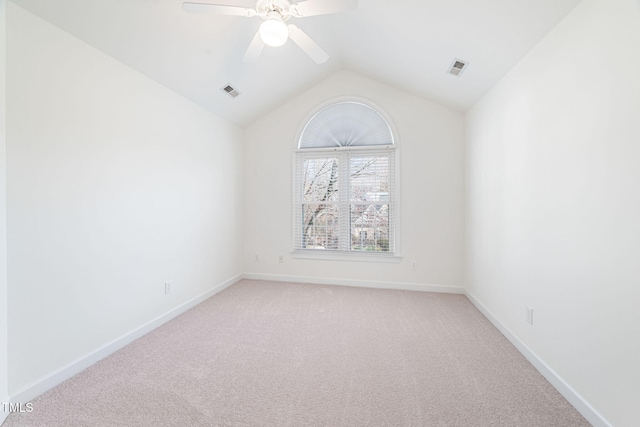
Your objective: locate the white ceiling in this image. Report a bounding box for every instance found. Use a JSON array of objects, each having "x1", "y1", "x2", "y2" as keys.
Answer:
[{"x1": 11, "y1": 0, "x2": 582, "y2": 127}]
